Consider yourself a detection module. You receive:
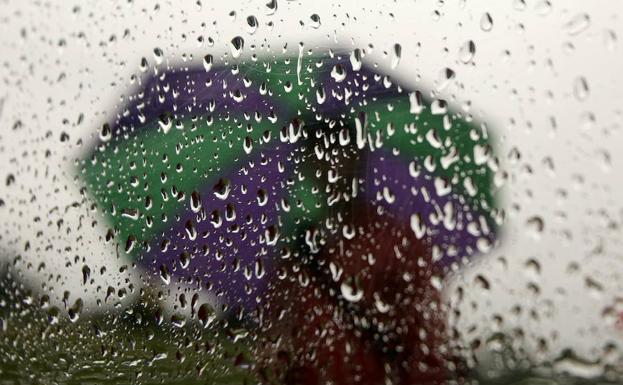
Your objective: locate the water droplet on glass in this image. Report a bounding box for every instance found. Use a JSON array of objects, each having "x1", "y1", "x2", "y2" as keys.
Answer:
[
  {"x1": 410, "y1": 213, "x2": 427, "y2": 239},
  {"x1": 99, "y1": 123, "x2": 112, "y2": 142},
  {"x1": 309, "y1": 14, "x2": 321, "y2": 29},
  {"x1": 391, "y1": 43, "x2": 402, "y2": 69},
  {"x1": 564, "y1": 13, "x2": 590, "y2": 36},
  {"x1": 159, "y1": 265, "x2": 171, "y2": 285},
  {"x1": 179, "y1": 252, "x2": 190, "y2": 269},
  {"x1": 171, "y1": 313, "x2": 186, "y2": 328},
  {"x1": 340, "y1": 277, "x2": 364, "y2": 302},
  {"x1": 573, "y1": 76, "x2": 589, "y2": 101},
  {"x1": 436, "y1": 67, "x2": 456, "y2": 91},
  {"x1": 185, "y1": 220, "x2": 197, "y2": 240},
  {"x1": 534, "y1": 0, "x2": 552, "y2": 16},
  {"x1": 230, "y1": 36, "x2": 244, "y2": 58},
  {"x1": 431, "y1": 99, "x2": 448, "y2": 115},
  {"x1": 265, "y1": 0, "x2": 277, "y2": 15},
  {"x1": 213, "y1": 178, "x2": 231, "y2": 200},
  {"x1": 316, "y1": 86, "x2": 326, "y2": 104},
  {"x1": 82, "y1": 265, "x2": 91, "y2": 285},
  {"x1": 243, "y1": 136, "x2": 253, "y2": 154},
  {"x1": 203, "y1": 54, "x2": 213, "y2": 72},
  {"x1": 330, "y1": 63, "x2": 346, "y2": 83},
  {"x1": 125, "y1": 235, "x2": 137, "y2": 253},
  {"x1": 190, "y1": 190, "x2": 202, "y2": 213},
  {"x1": 350, "y1": 48, "x2": 362, "y2": 71},
  {"x1": 480, "y1": 12, "x2": 494, "y2": 32},
  {"x1": 153, "y1": 47, "x2": 164, "y2": 64},
  {"x1": 257, "y1": 188, "x2": 268, "y2": 206},
  {"x1": 139, "y1": 57, "x2": 149, "y2": 72},
  {"x1": 158, "y1": 113, "x2": 172, "y2": 134},
  {"x1": 198, "y1": 304, "x2": 215, "y2": 327},
  {"x1": 604, "y1": 29, "x2": 617, "y2": 51},
  {"x1": 409, "y1": 91, "x2": 424, "y2": 114},
  {"x1": 475, "y1": 274, "x2": 490, "y2": 290},
  {"x1": 247, "y1": 15, "x2": 259, "y2": 34},
  {"x1": 526, "y1": 216, "x2": 545, "y2": 237},
  {"x1": 459, "y1": 40, "x2": 476, "y2": 63}
]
